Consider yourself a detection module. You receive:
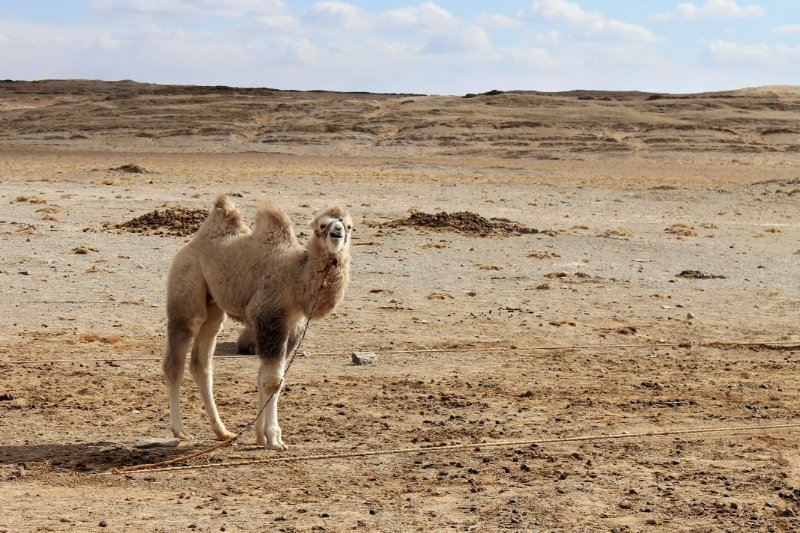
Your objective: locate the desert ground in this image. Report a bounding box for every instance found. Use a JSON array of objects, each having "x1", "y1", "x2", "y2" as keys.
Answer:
[{"x1": 1, "y1": 80, "x2": 799, "y2": 531}]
